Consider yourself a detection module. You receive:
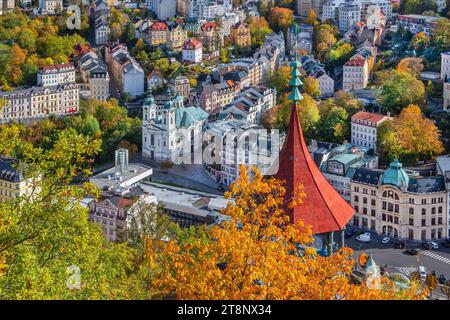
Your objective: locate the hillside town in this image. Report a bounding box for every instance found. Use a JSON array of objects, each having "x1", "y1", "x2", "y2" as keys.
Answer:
[{"x1": 0, "y1": 0, "x2": 450, "y2": 300}]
